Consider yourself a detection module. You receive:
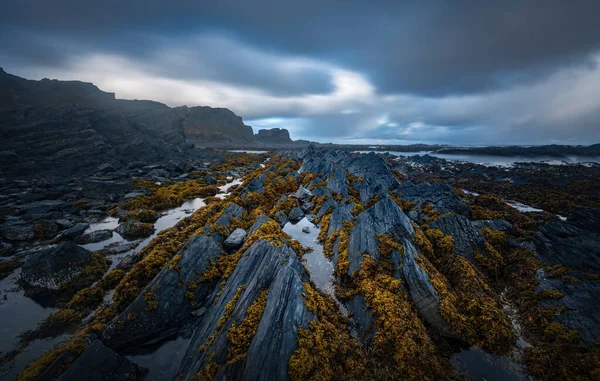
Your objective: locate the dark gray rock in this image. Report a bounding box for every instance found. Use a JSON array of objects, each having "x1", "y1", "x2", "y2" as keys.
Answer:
[
  {"x1": 396, "y1": 180, "x2": 470, "y2": 216},
  {"x1": 97, "y1": 163, "x2": 117, "y2": 174},
  {"x1": 327, "y1": 203, "x2": 354, "y2": 237},
  {"x1": 0, "y1": 219, "x2": 35, "y2": 241},
  {"x1": 104, "y1": 234, "x2": 223, "y2": 349},
  {"x1": 288, "y1": 207, "x2": 305, "y2": 223},
  {"x1": 224, "y1": 228, "x2": 247, "y2": 250},
  {"x1": 115, "y1": 220, "x2": 154, "y2": 238},
  {"x1": 347, "y1": 152, "x2": 400, "y2": 191},
  {"x1": 294, "y1": 186, "x2": 313, "y2": 201},
  {"x1": 0, "y1": 241, "x2": 13, "y2": 256},
  {"x1": 255, "y1": 128, "x2": 292, "y2": 145},
  {"x1": 474, "y1": 219, "x2": 518, "y2": 235},
  {"x1": 316, "y1": 199, "x2": 336, "y2": 218},
  {"x1": 247, "y1": 215, "x2": 274, "y2": 235},
  {"x1": 534, "y1": 211, "x2": 600, "y2": 343},
  {"x1": 19, "y1": 200, "x2": 69, "y2": 216},
  {"x1": 431, "y1": 214, "x2": 485, "y2": 262},
  {"x1": 347, "y1": 198, "x2": 414, "y2": 275},
  {"x1": 400, "y1": 240, "x2": 455, "y2": 337},
  {"x1": 273, "y1": 210, "x2": 289, "y2": 227},
  {"x1": 57, "y1": 339, "x2": 147, "y2": 381},
  {"x1": 55, "y1": 219, "x2": 74, "y2": 230},
  {"x1": 82, "y1": 178, "x2": 133, "y2": 202},
  {"x1": 301, "y1": 202, "x2": 314, "y2": 213},
  {"x1": 177, "y1": 239, "x2": 314, "y2": 380},
  {"x1": 19, "y1": 242, "x2": 92, "y2": 297},
  {"x1": 214, "y1": 203, "x2": 244, "y2": 227},
  {"x1": 75, "y1": 229, "x2": 113, "y2": 244},
  {"x1": 57, "y1": 223, "x2": 90, "y2": 239},
  {"x1": 302, "y1": 226, "x2": 311, "y2": 234}
]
